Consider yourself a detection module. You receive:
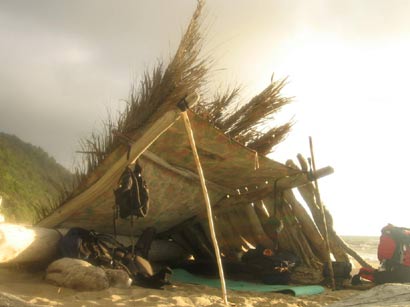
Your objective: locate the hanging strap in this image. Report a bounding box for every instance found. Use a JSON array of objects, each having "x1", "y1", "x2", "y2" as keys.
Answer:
[
  {"x1": 130, "y1": 214, "x2": 135, "y2": 257},
  {"x1": 113, "y1": 203, "x2": 118, "y2": 238}
]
